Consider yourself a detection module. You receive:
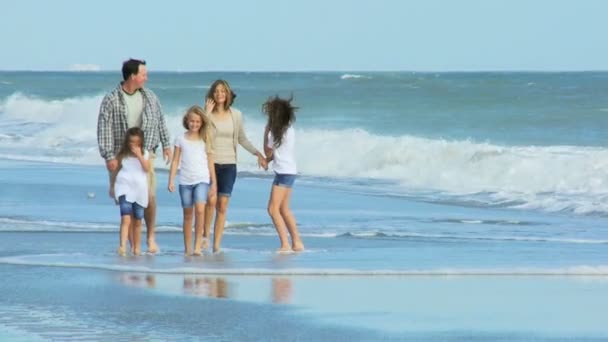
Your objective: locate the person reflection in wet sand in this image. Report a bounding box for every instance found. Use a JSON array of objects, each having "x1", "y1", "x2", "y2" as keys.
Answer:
[
  {"x1": 272, "y1": 277, "x2": 292, "y2": 304},
  {"x1": 118, "y1": 273, "x2": 156, "y2": 289},
  {"x1": 183, "y1": 277, "x2": 228, "y2": 298}
]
